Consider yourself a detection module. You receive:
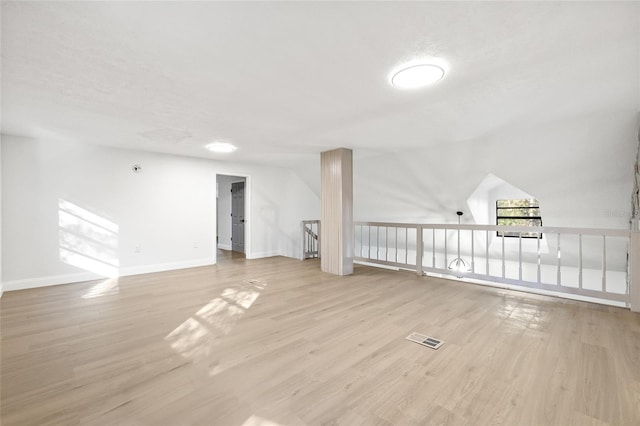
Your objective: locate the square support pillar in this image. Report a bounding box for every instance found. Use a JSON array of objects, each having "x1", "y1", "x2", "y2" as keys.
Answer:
[{"x1": 321, "y1": 148, "x2": 353, "y2": 276}]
